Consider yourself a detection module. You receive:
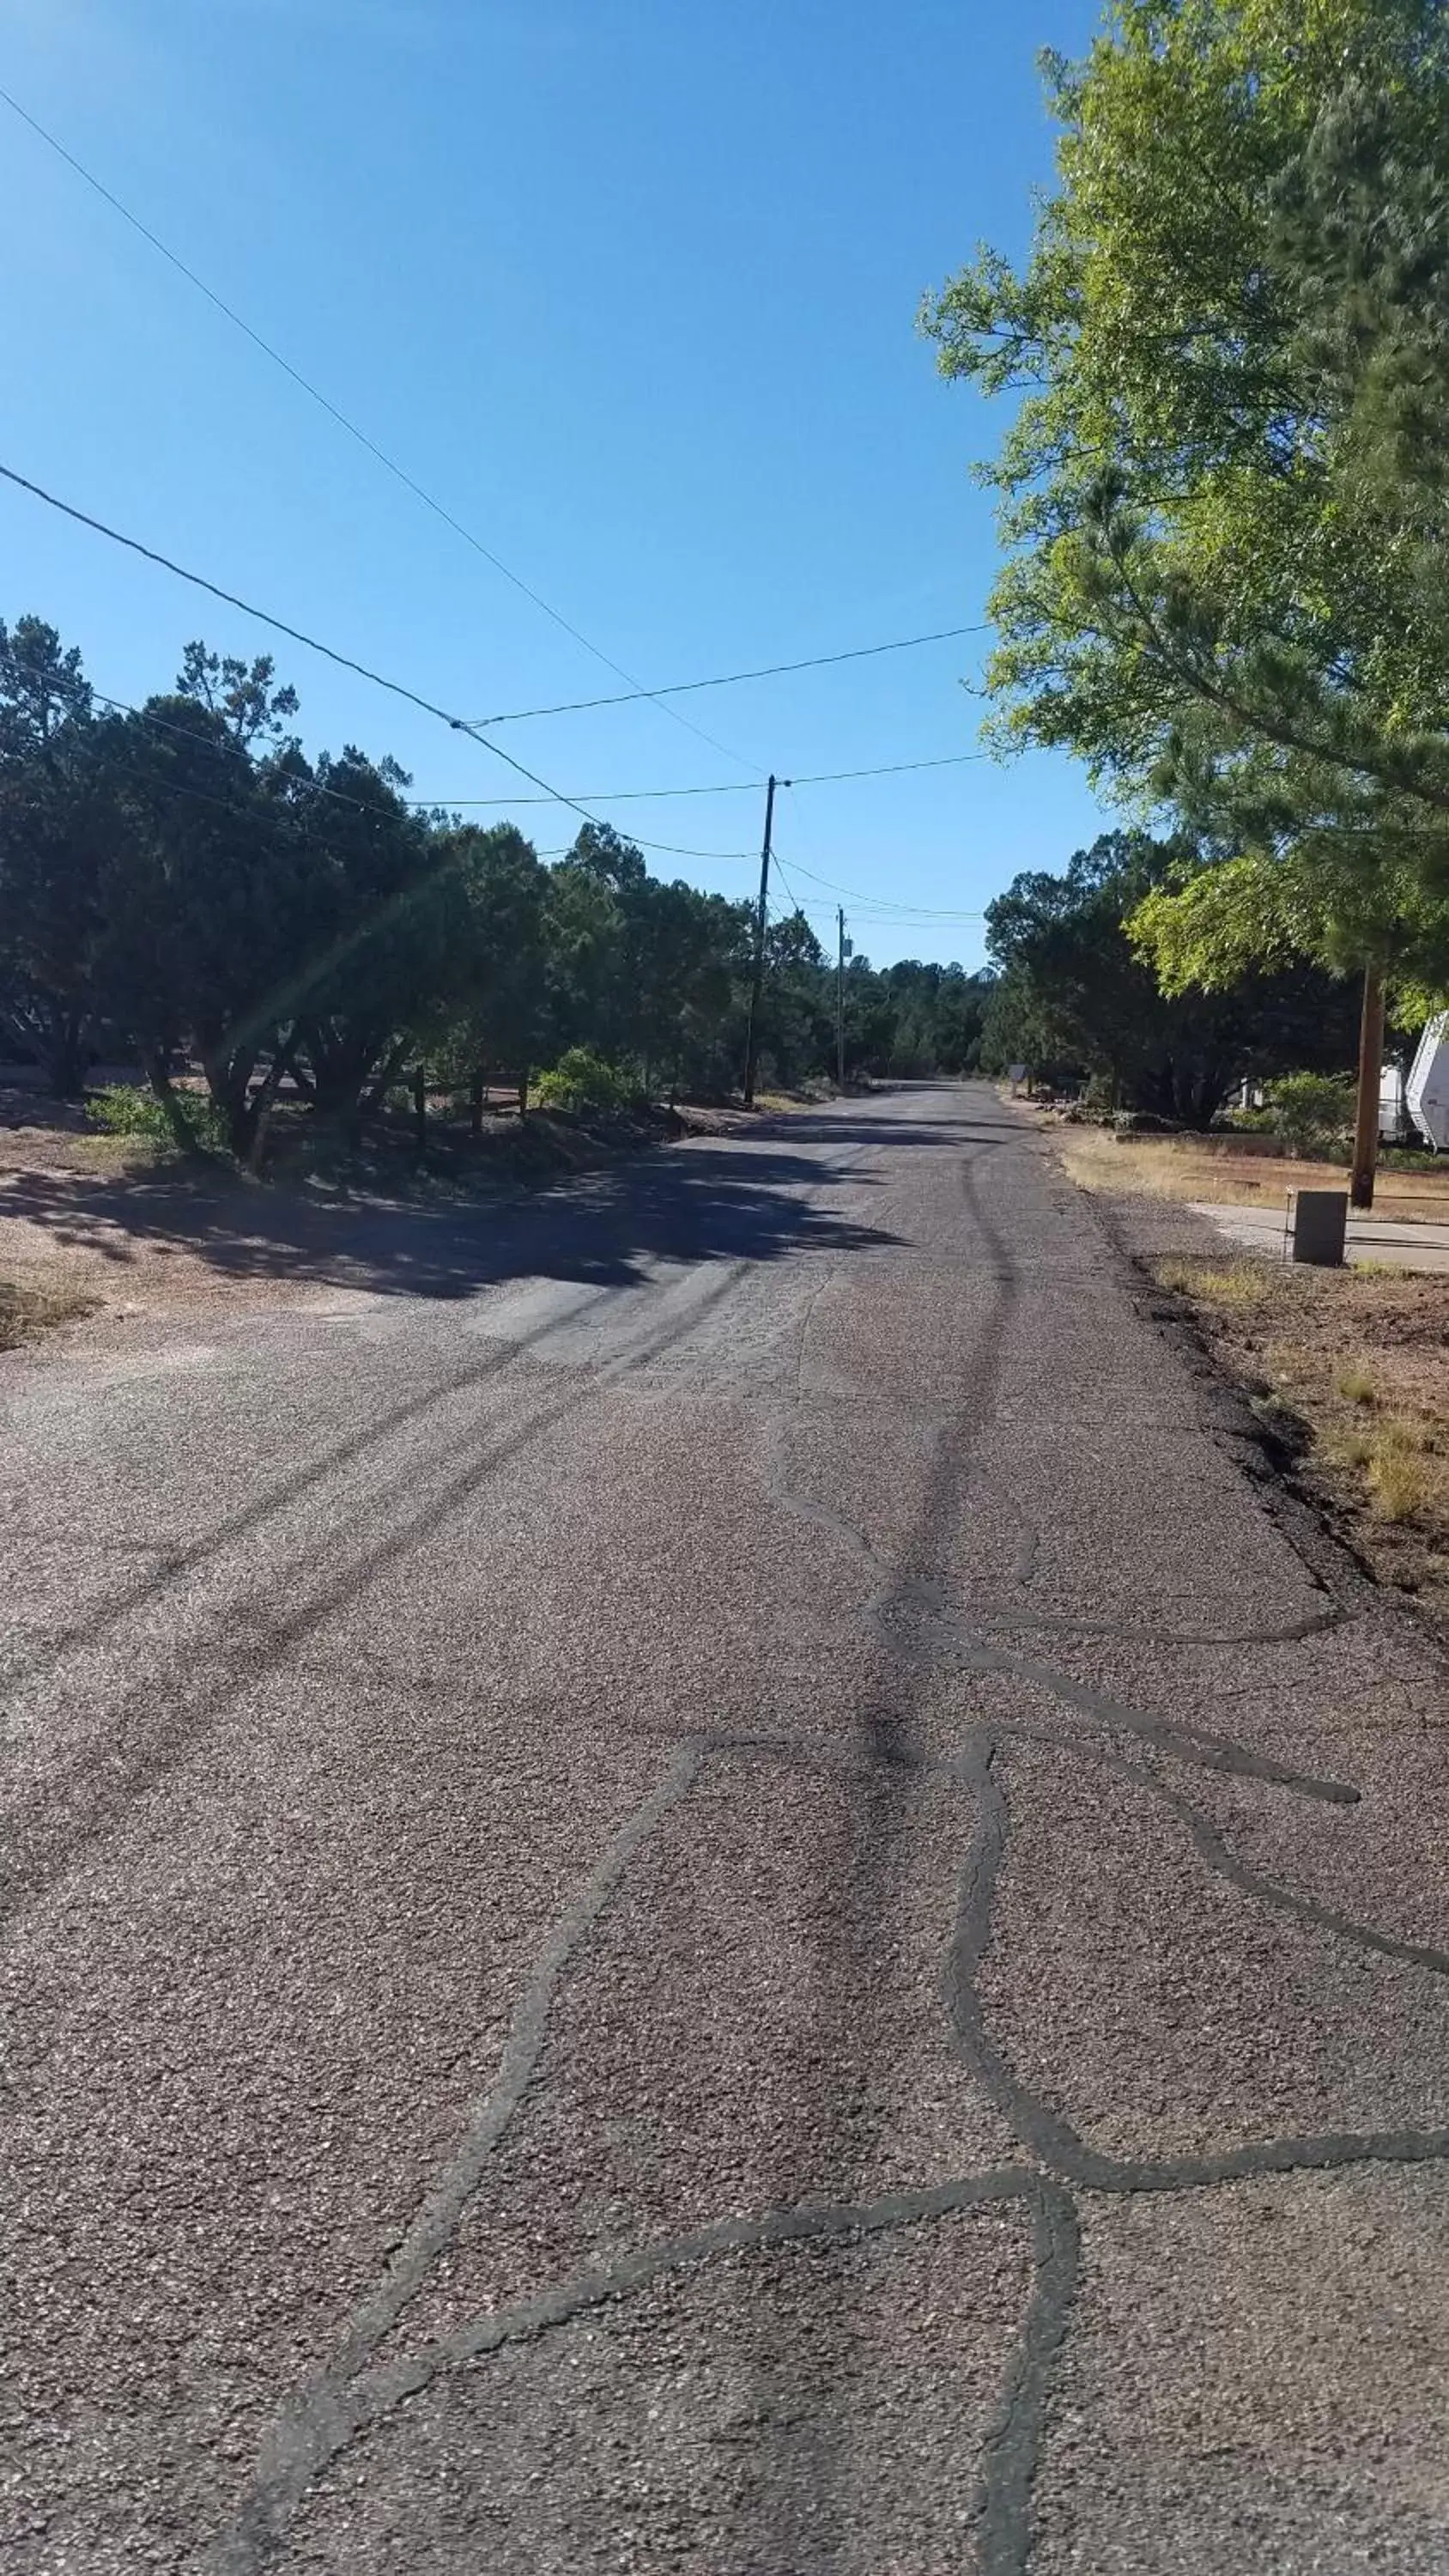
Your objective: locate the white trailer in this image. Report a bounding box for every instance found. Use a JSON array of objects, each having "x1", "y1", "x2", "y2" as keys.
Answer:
[
  {"x1": 1405, "y1": 1011, "x2": 1449, "y2": 1151},
  {"x1": 1379, "y1": 1060, "x2": 1408, "y2": 1143}
]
